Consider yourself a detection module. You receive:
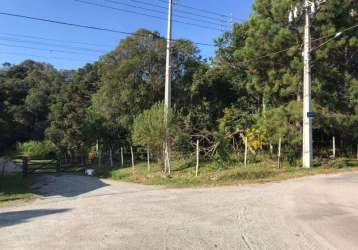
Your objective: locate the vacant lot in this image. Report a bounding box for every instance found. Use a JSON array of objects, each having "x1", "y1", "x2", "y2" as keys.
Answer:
[{"x1": 1, "y1": 172, "x2": 358, "y2": 249}]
